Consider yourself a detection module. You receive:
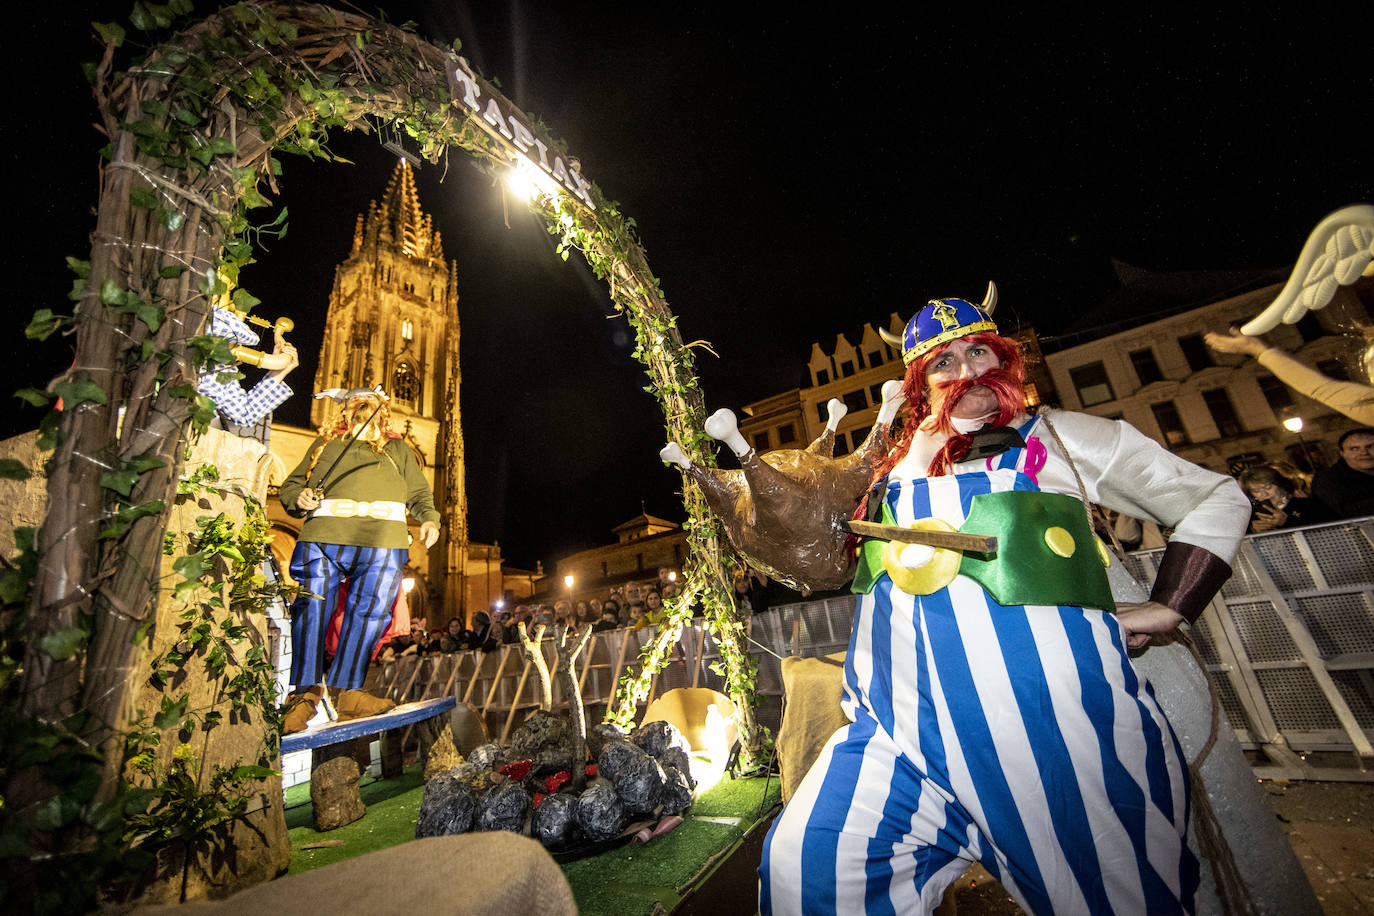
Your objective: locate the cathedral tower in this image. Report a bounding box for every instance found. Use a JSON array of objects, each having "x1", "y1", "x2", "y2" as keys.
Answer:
[{"x1": 312, "y1": 160, "x2": 469, "y2": 613}]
